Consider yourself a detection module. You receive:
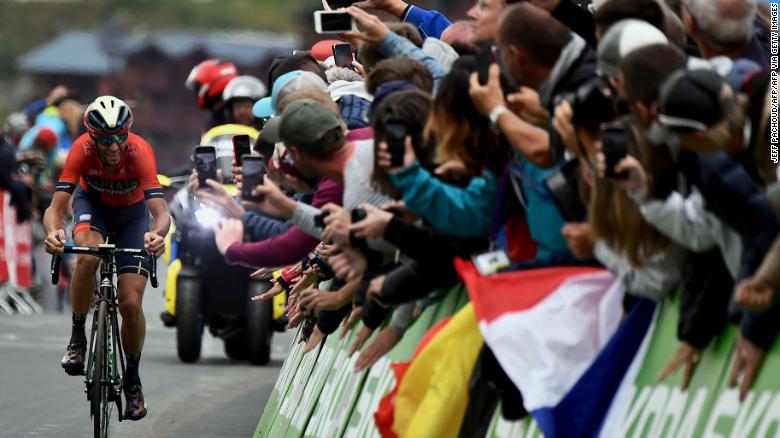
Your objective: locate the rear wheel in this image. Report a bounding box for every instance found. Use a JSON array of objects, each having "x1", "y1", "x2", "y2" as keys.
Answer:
[
  {"x1": 176, "y1": 276, "x2": 202, "y2": 363},
  {"x1": 246, "y1": 280, "x2": 274, "y2": 365}
]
